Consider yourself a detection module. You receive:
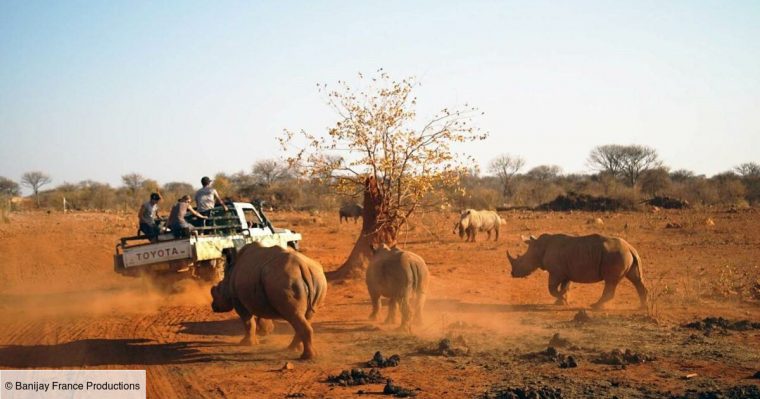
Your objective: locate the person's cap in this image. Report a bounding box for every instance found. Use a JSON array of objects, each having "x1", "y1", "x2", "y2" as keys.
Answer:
[
  {"x1": 201, "y1": 176, "x2": 212, "y2": 185},
  {"x1": 150, "y1": 193, "x2": 161, "y2": 201}
]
